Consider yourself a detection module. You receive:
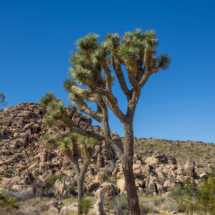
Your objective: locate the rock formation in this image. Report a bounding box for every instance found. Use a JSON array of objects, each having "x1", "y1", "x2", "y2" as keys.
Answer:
[{"x1": 0, "y1": 102, "x2": 204, "y2": 214}]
